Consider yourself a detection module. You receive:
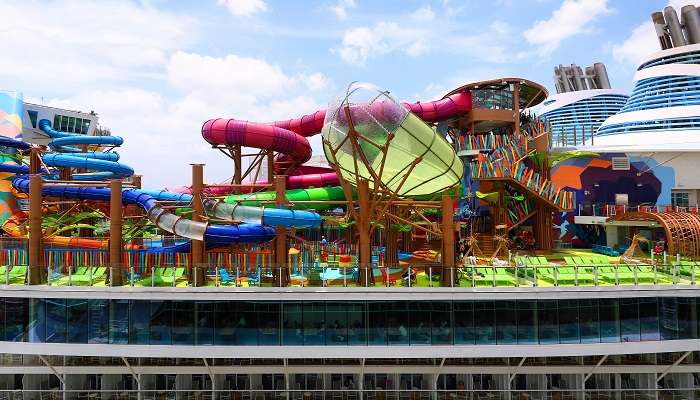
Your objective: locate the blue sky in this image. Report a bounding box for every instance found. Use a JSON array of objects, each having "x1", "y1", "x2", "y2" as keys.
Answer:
[{"x1": 0, "y1": 0, "x2": 689, "y2": 187}]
